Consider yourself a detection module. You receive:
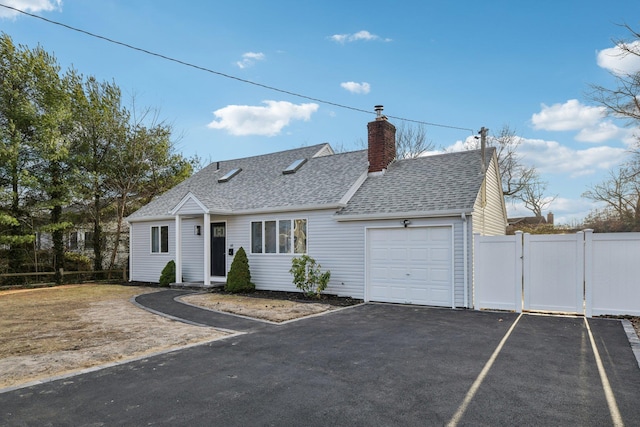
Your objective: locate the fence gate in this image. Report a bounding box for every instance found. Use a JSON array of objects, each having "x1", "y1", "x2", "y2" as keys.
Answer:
[
  {"x1": 522, "y1": 233, "x2": 584, "y2": 314},
  {"x1": 474, "y1": 230, "x2": 640, "y2": 318}
]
